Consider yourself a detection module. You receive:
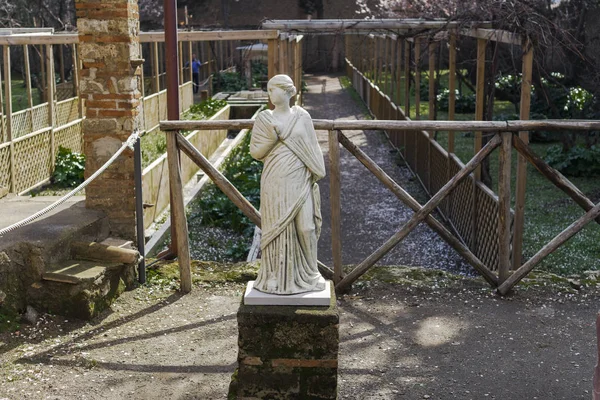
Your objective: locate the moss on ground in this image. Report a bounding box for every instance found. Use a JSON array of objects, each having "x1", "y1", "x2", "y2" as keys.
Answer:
[{"x1": 145, "y1": 260, "x2": 600, "y2": 295}]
